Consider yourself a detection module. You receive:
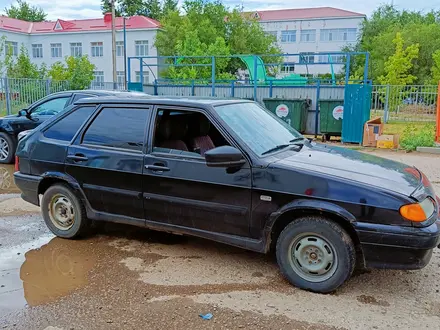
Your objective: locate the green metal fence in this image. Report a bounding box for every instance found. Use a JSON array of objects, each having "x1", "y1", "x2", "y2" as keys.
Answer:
[{"x1": 0, "y1": 78, "x2": 70, "y2": 116}]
